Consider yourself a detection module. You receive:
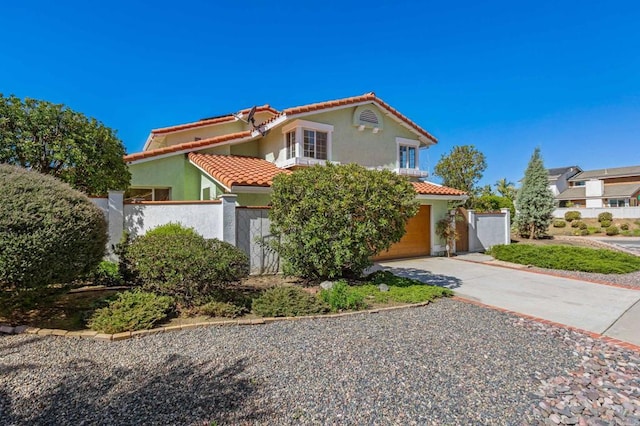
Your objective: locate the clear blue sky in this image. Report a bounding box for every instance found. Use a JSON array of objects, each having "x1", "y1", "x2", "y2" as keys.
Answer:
[{"x1": 2, "y1": 1, "x2": 639, "y2": 188}]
